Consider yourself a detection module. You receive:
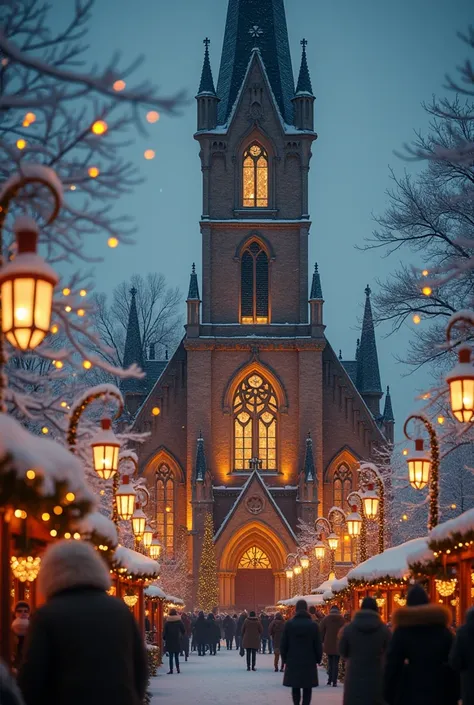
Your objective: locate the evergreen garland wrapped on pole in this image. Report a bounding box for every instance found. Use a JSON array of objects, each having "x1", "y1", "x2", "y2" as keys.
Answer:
[{"x1": 197, "y1": 512, "x2": 219, "y2": 612}]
